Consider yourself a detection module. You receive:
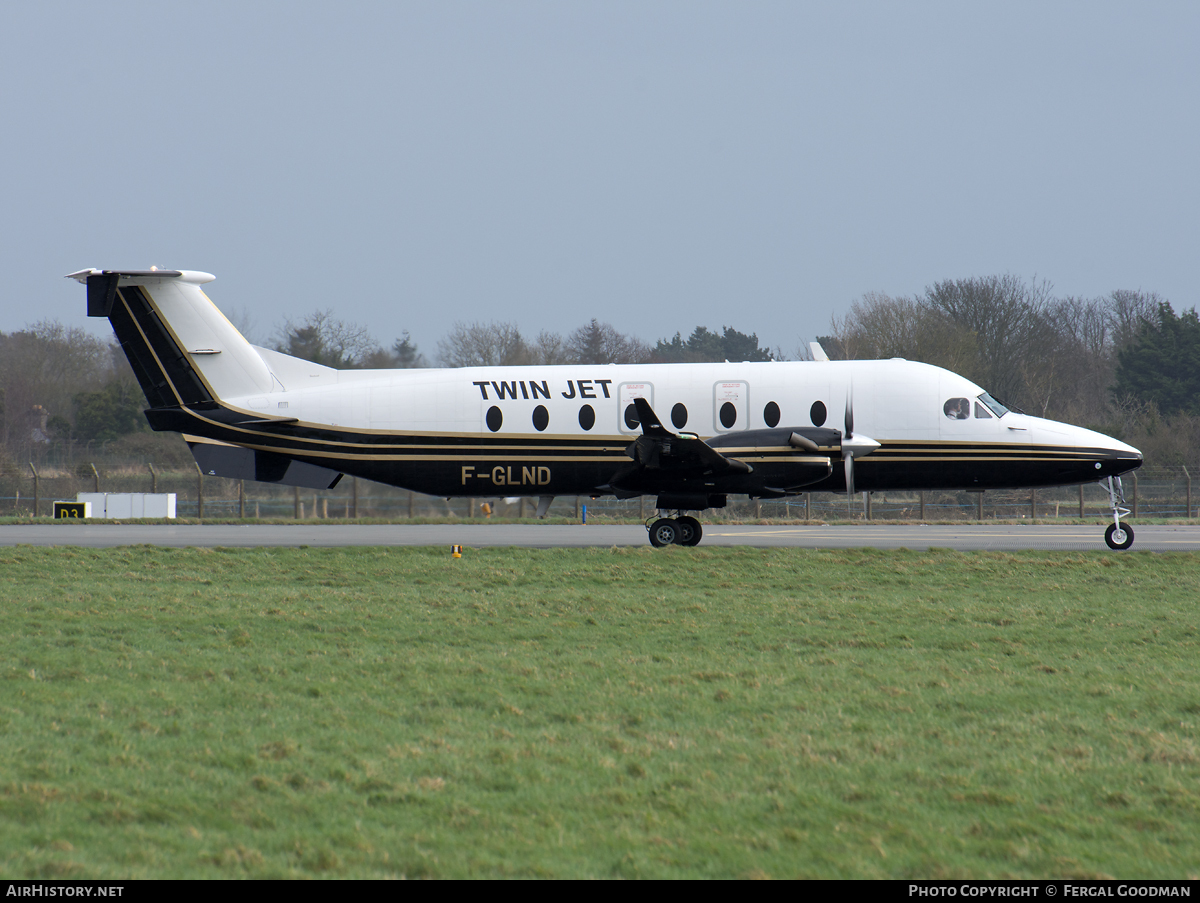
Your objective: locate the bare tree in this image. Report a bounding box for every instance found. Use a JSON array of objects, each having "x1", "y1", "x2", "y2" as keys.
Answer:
[
  {"x1": 827, "y1": 292, "x2": 979, "y2": 374},
  {"x1": 567, "y1": 319, "x2": 651, "y2": 364},
  {"x1": 529, "y1": 330, "x2": 572, "y2": 365},
  {"x1": 1025, "y1": 291, "x2": 1164, "y2": 424},
  {"x1": 922, "y1": 275, "x2": 1053, "y2": 406},
  {"x1": 1030, "y1": 297, "x2": 1114, "y2": 421},
  {"x1": 273, "y1": 309, "x2": 381, "y2": 368},
  {"x1": 0, "y1": 321, "x2": 113, "y2": 459},
  {"x1": 1105, "y1": 289, "x2": 1161, "y2": 351},
  {"x1": 437, "y1": 321, "x2": 530, "y2": 367}
]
